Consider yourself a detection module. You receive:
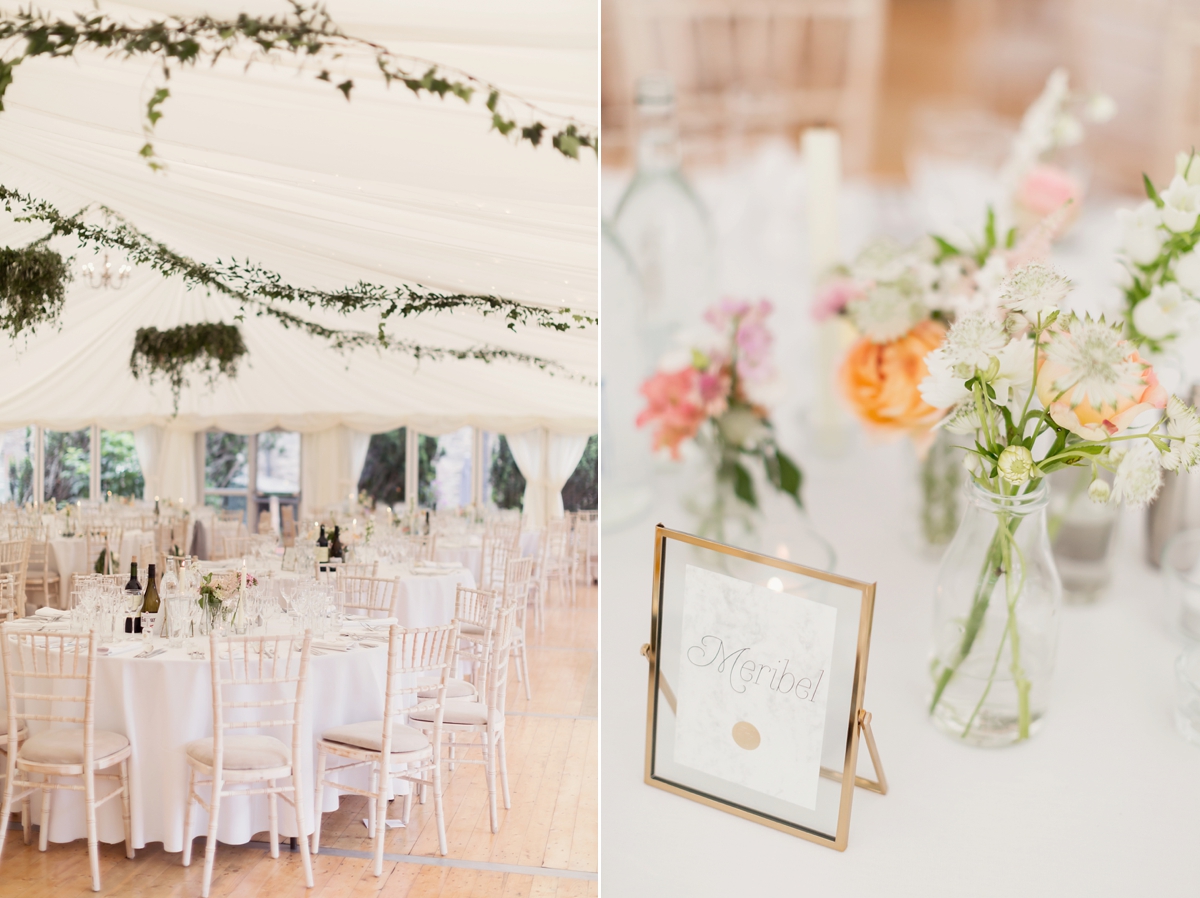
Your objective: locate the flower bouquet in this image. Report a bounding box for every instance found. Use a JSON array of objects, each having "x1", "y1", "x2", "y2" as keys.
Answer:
[
  {"x1": 918, "y1": 262, "x2": 1200, "y2": 744},
  {"x1": 637, "y1": 299, "x2": 827, "y2": 564}
]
